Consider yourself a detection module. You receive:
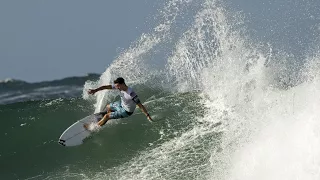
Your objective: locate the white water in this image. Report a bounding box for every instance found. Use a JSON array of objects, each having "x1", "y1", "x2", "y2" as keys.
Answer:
[
  {"x1": 83, "y1": 0, "x2": 196, "y2": 112},
  {"x1": 82, "y1": 0, "x2": 320, "y2": 179}
]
